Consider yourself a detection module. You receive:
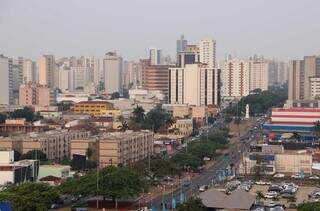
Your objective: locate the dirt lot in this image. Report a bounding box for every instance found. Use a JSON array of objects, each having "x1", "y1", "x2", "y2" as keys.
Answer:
[{"x1": 250, "y1": 184, "x2": 318, "y2": 208}]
